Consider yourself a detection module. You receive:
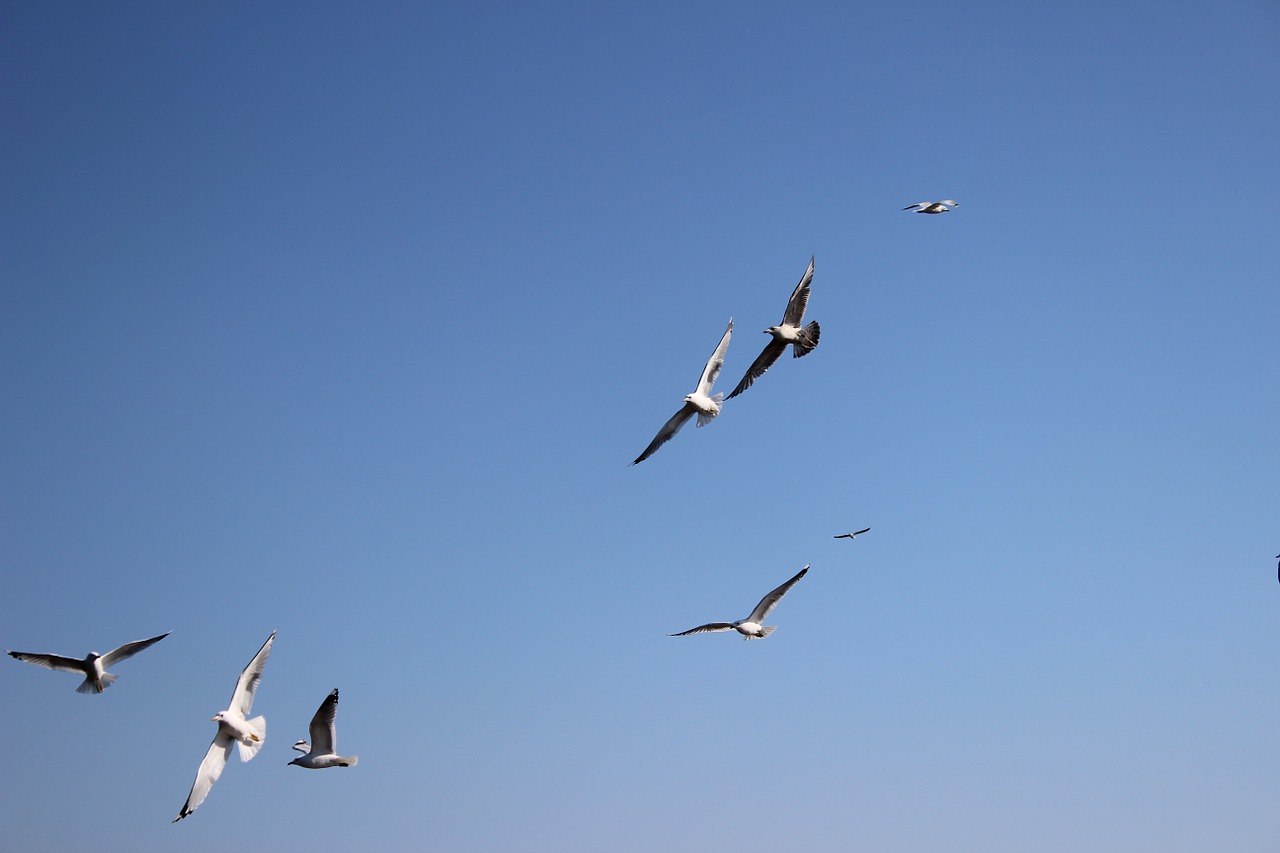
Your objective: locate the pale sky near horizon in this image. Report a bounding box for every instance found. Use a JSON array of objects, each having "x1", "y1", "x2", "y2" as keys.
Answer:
[{"x1": 3, "y1": 3, "x2": 1279, "y2": 851}]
